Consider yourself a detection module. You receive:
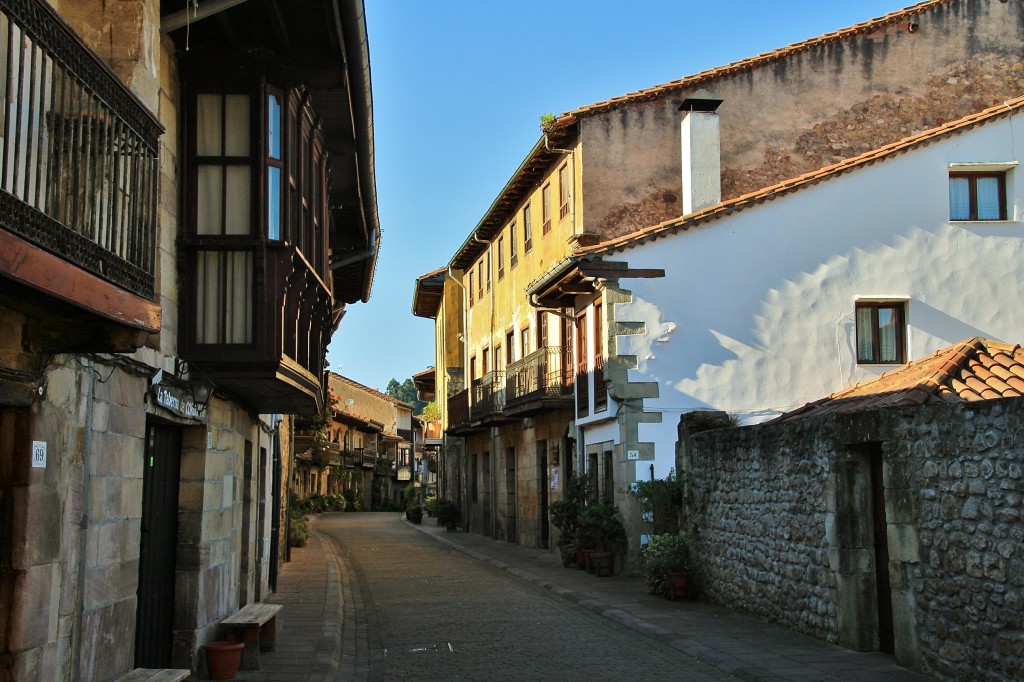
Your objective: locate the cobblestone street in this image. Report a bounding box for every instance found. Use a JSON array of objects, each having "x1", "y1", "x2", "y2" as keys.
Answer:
[
  {"x1": 319, "y1": 513, "x2": 733, "y2": 681},
  {"x1": 236, "y1": 512, "x2": 928, "y2": 681}
]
